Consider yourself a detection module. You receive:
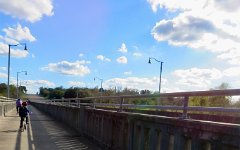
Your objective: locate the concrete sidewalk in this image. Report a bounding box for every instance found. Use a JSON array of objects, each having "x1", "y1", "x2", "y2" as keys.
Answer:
[{"x1": 0, "y1": 105, "x2": 101, "y2": 150}]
